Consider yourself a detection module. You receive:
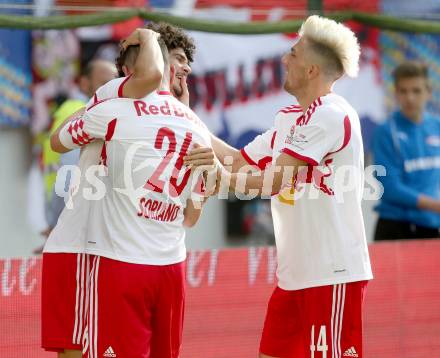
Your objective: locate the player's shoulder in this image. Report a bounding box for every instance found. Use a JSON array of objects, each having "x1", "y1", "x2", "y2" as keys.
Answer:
[
  {"x1": 319, "y1": 94, "x2": 349, "y2": 114},
  {"x1": 311, "y1": 94, "x2": 354, "y2": 124},
  {"x1": 274, "y1": 103, "x2": 303, "y2": 128},
  {"x1": 86, "y1": 77, "x2": 125, "y2": 109},
  {"x1": 95, "y1": 77, "x2": 127, "y2": 99},
  {"x1": 86, "y1": 96, "x2": 131, "y2": 117},
  {"x1": 97, "y1": 77, "x2": 126, "y2": 93}
]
